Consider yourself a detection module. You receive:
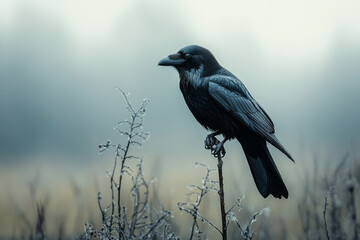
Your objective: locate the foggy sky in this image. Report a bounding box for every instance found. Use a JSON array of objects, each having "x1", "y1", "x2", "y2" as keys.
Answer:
[{"x1": 1, "y1": 0, "x2": 360, "y2": 167}]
